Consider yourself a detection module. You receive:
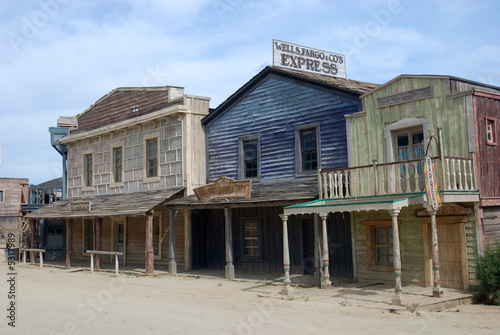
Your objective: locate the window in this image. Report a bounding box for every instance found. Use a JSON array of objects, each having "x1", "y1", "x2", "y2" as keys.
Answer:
[
  {"x1": 396, "y1": 128, "x2": 424, "y2": 174},
  {"x1": 0, "y1": 190, "x2": 3, "y2": 202},
  {"x1": 242, "y1": 218, "x2": 261, "y2": 260},
  {"x1": 365, "y1": 220, "x2": 399, "y2": 270},
  {"x1": 83, "y1": 152, "x2": 93, "y2": 188},
  {"x1": 145, "y1": 137, "x2": 159, "y2": 179},
  {"x1": 486, "y1": 117, "x2": 498, "y2": 146},
  {"x1": 295, "y1": 123, "x2": 320, "y2": 175},
  {"x1": 153, "y1": 213, "x2": 162, "y2": 259},
  {"x1": 112, "y1": 146, "x2": 123, "y2": 185},
  {"x1": 83, "y1": 219, "x2": 95, "y2": 254},
  {"x1": 239, "y1": 136, "x2": 260, "y2": 180},
  {"x1": 372, "y1": 226, "x2": 393, "y2": 265}
]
